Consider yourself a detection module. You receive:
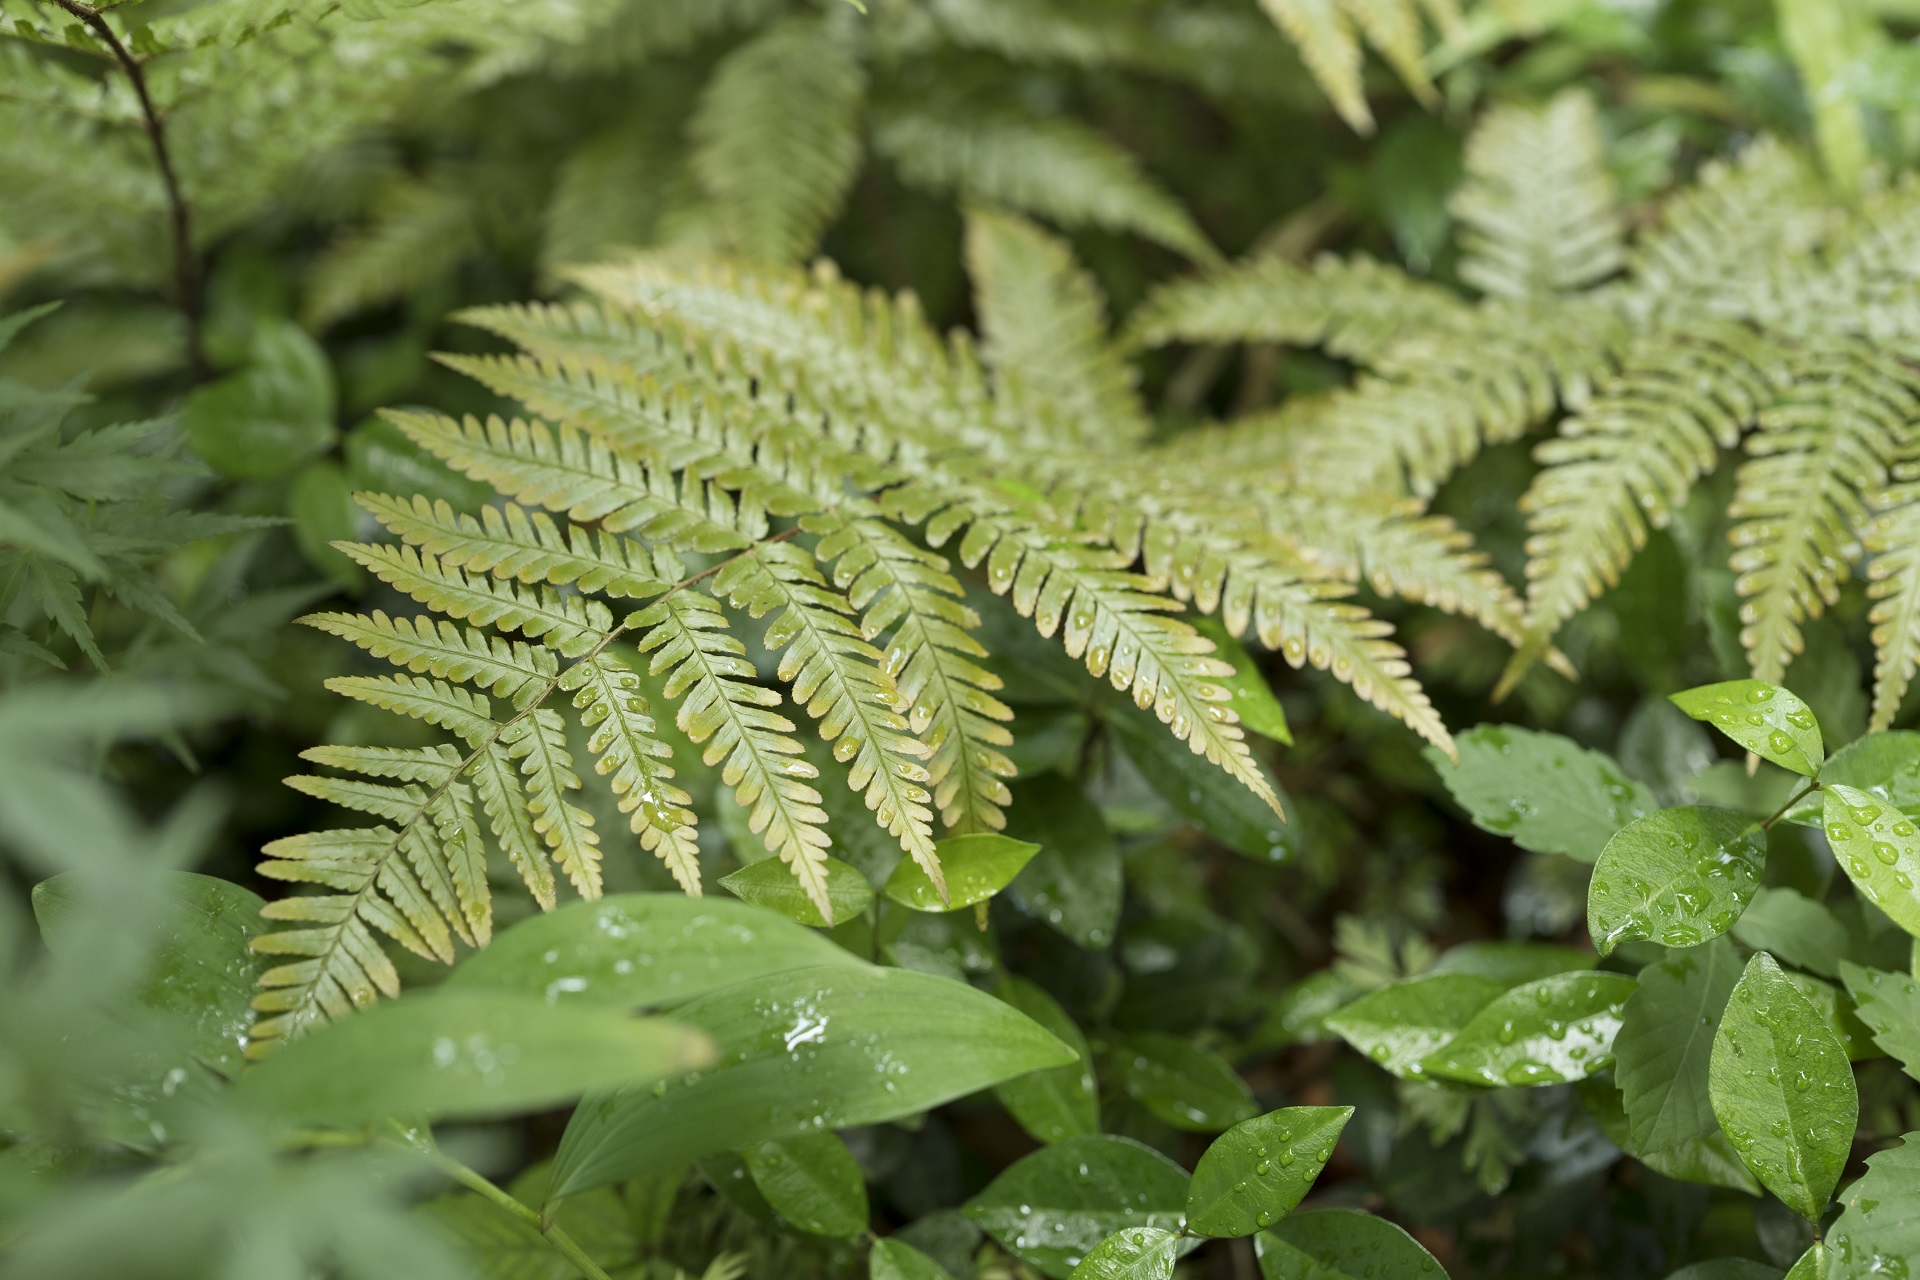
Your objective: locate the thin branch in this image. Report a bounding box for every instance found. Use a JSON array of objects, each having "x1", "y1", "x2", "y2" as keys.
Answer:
[{"x1": 47, "y1": 0, "x2": 205, "y2": 374}]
